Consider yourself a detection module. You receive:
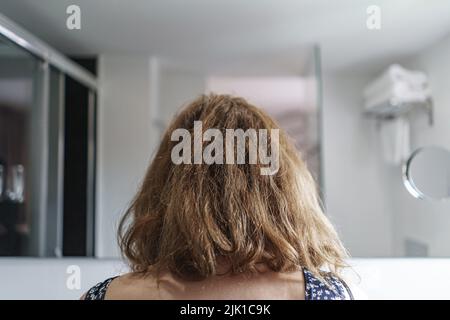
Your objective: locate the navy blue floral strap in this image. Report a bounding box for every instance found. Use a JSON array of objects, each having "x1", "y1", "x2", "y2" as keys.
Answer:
[
  {"x1": 84, "y1": 276, "x2": 118, "y2": 300},
  {"x1": 303, "y1": 269, "x2": 353, "y2": 300}
]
